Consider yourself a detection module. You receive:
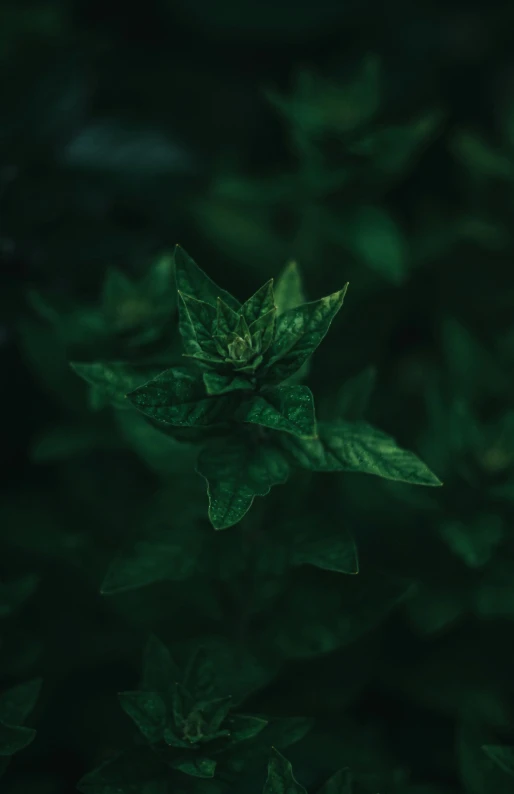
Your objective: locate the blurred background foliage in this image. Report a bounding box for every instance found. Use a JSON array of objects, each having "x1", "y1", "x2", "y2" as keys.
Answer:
[{"x1": 2, "y1": 0, "x2": 514, "y2": 791}]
